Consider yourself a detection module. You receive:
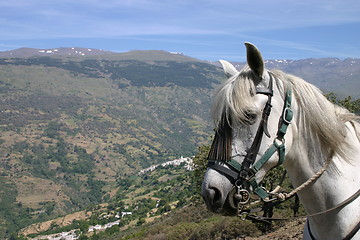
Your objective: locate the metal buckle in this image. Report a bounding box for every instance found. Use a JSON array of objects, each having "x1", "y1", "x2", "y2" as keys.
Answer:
[
  {"x1": 229, "y1": 183, "x2": 251, "y2": 217},
  {"x1": 236, "y1": 188, "x2": 250, "y2": 205},
  {"x1": 273, "y1": 137, "x2": 285, "y2": 148},
  {"x1": 235, "y1": 186, "x2": 250, "y2": 217},
  {"x1": 245, "y1": 168, "x2": 257, "y2": 182},
  {"x1": 282, "y1": 107, "x2": 293, "y2": 124}
]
